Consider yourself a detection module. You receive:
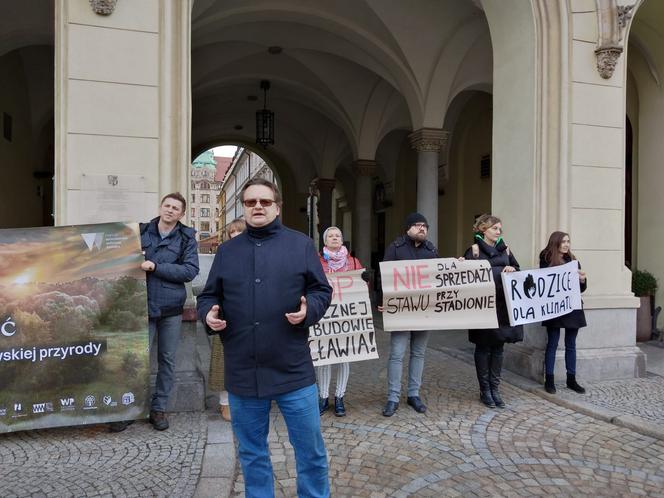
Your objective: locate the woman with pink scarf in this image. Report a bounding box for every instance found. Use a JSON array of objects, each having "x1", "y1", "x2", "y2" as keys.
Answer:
[{"x1": 317, "y1": 226, "x2": 363, "y2": 417}]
